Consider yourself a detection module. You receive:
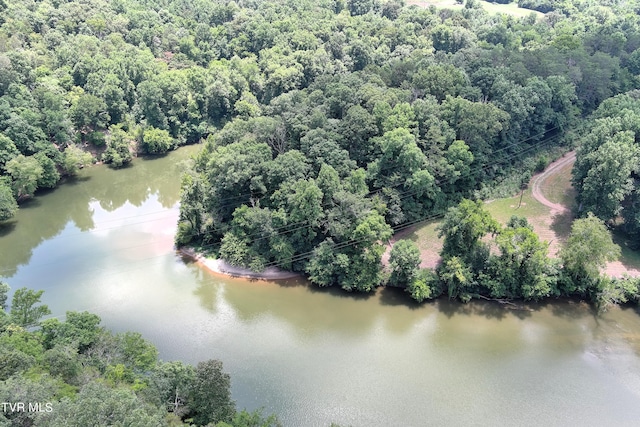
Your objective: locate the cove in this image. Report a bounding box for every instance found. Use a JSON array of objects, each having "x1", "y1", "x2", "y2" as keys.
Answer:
[{"x1": 2, "y1": 146, "x2": 640, "y2": 426}]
